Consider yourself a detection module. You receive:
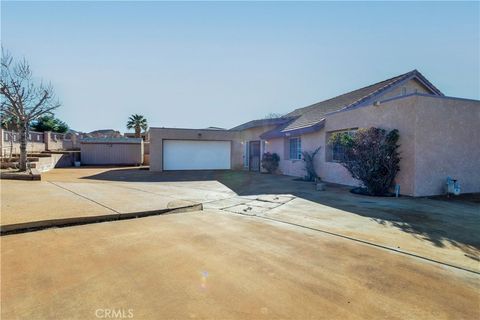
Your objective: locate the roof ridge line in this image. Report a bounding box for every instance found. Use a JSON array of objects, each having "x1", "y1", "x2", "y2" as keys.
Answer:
[
  {"x1": 288, "y1": 70, "x2": 416, "y2": 115},
  {"x1": 342, "y1": 70, "x2": 415, "y2": 110}
]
